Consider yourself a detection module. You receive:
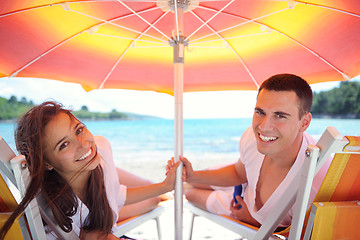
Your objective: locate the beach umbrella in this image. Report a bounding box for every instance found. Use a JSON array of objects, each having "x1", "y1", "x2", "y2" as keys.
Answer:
[{"x1": 1, "y1": 1, "x2": 360, "y2": 239}]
